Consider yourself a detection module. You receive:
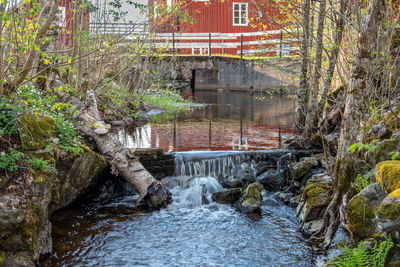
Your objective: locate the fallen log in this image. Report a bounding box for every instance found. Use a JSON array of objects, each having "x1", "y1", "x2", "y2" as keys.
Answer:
[{"x1": 77, "y1": 90, "x2": 172, "y2": 209}]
